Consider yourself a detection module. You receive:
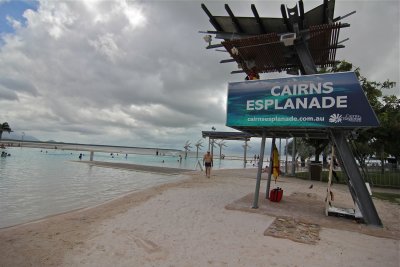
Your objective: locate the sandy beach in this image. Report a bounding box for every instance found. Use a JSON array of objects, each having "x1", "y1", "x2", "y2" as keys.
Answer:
[{"x1": 0, "y1": 166, "x2": 399, "y2": 267}]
